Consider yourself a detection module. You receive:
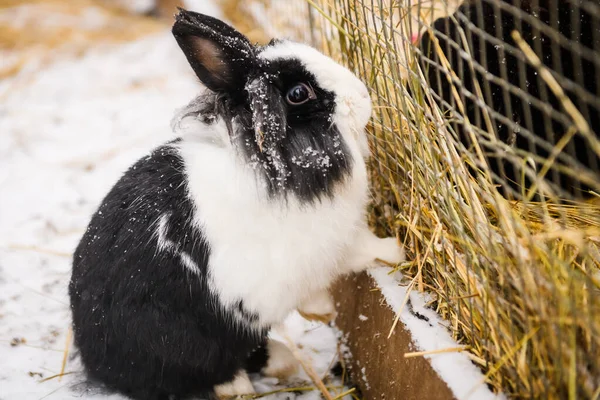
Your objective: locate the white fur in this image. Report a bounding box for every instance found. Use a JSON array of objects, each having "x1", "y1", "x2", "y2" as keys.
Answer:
[
  {"x1": 177, "y1": 43, "x2": 404, "y2": 328},
  {"x1": 344, "y1": 234, "x2": 405, "y2": 272},
  {"x1": 297, "y1": 288, "x2": 336, "y2": 319},
  {"x1": 155, "y1": 213, "x2": 202, "y2": 276},
  {"x1": 213, "y1": 370, "x2": 255, "y2": 398},
  {"x1": 180, "y1": 135, "x2": 368, "y2": 325},
  {"x1": 262, "y1": 339, "x2": 299, "y2": 379}
]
